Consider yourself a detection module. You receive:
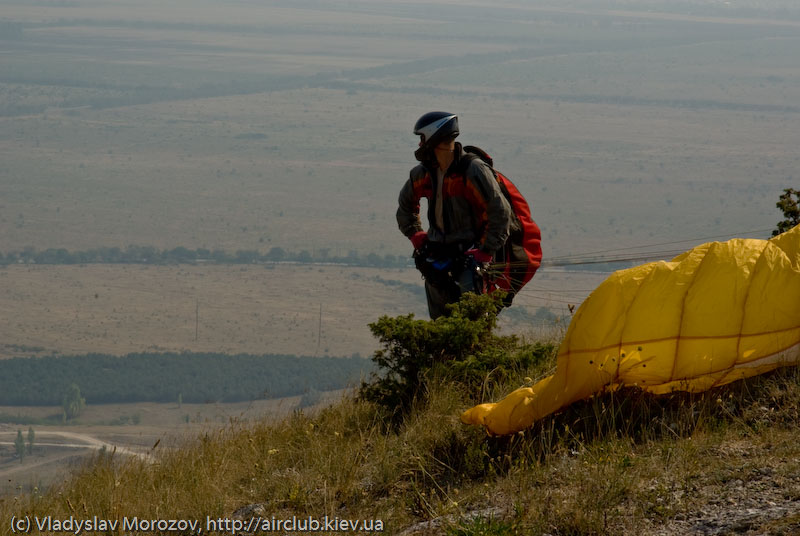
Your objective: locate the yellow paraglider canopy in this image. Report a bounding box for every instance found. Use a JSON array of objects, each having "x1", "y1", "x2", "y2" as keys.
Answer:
[{"x1": 461, "y1": 225, "x2": 800, "y2": 436}]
